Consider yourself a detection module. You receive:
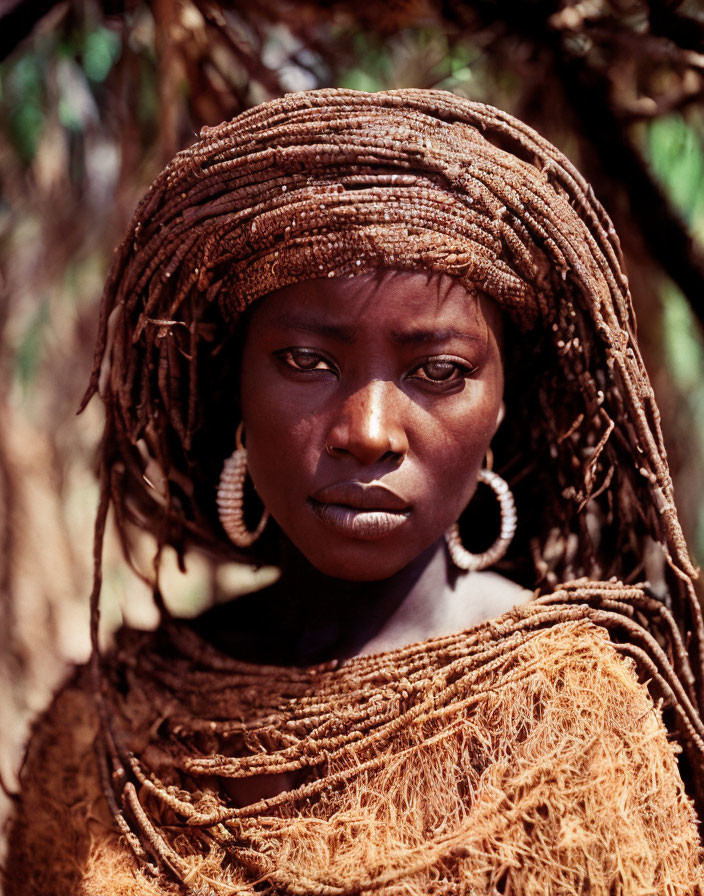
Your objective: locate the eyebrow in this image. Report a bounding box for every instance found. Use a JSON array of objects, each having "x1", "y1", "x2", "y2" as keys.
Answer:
[
  {"x1": 389, "y1": 327, "x2": 485, "y2": 346},
  {"x1": 269, "y1": 315, "x2": 356, "y2": 343},
  {"x1": 270, "y1": 315, "x2": 483, "y2": 346}
]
